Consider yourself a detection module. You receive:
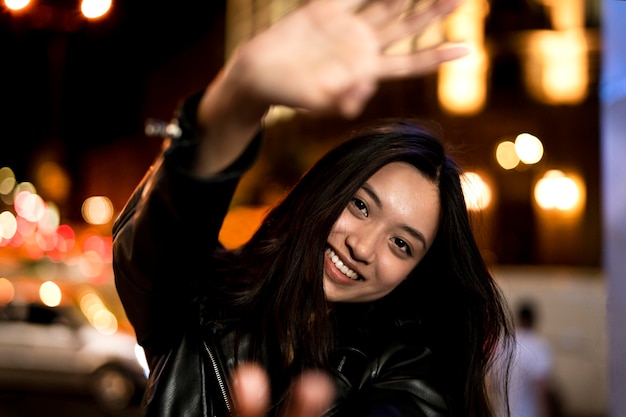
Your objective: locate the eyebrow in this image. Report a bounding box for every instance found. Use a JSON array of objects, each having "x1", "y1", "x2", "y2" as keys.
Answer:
[{"x1": 361, "y1": 184, "x2": 428, "y2": 249}]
